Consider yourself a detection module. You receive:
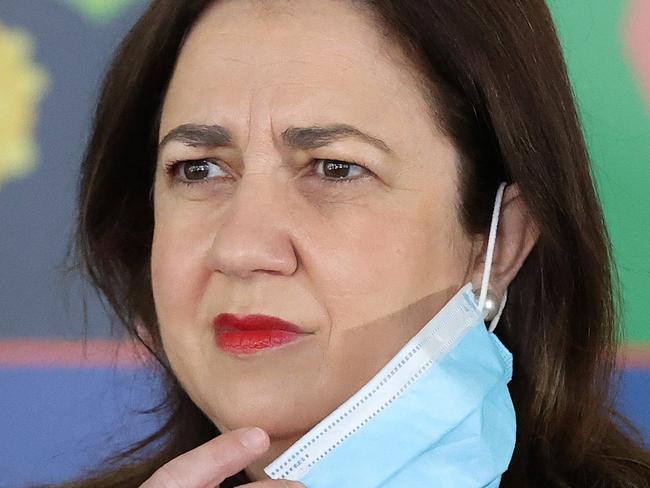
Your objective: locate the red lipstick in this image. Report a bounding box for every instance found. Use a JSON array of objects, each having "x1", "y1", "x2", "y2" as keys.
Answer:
[{"x1": 213, "y1": 313, "x2": 308, "y2": 354}]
